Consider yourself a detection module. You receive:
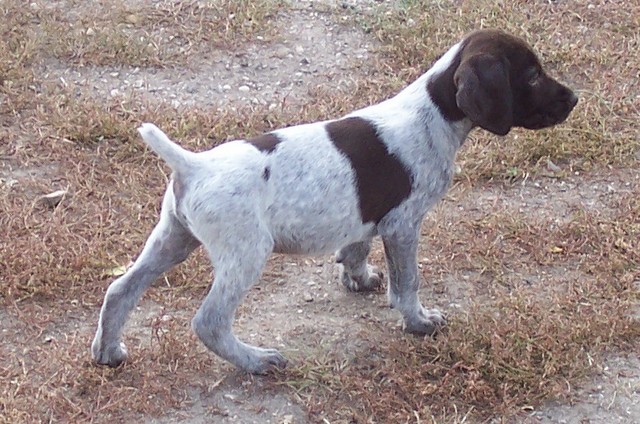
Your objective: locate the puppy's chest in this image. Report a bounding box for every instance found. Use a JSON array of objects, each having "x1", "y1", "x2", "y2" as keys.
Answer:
[{"x1": 391, "y1": 131, "x2": 457, "y2": 211}]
